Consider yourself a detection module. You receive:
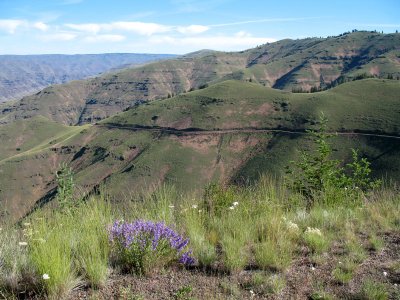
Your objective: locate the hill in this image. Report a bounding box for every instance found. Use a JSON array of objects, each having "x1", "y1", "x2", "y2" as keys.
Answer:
[
  {"x1": 1, "y1": 31, "x2": 399, "y2": 126},
  {"x1": 0, "y1": 53, "x2": 176, "y2": 103},
  {"x1": 0, "y1": 78, "x2": 399, "y2": 222}
]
